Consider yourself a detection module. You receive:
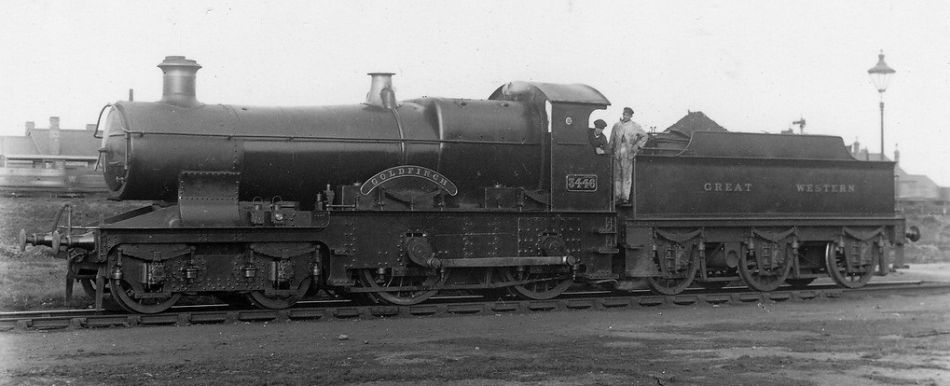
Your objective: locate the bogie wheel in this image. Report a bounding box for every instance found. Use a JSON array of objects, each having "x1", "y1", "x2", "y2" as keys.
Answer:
[
  {"x1": 247, "y1": 277, "x2": 312, "y2": 309},
  {"x1": 502, "y1": 268, "x2": 573, "y2": 300},
  {"x1": 109, "y1": 279, "x2": 181, "y2": 314},
  {"x1": 825, "y1": 243, "x2": 874, "y2": 289},
  {"x1": 358, "y1": 269, "x2": 442, "y2": 305},
  {"x1": 647, "y1": 244, "x2": 700, "y2": 296},
  {"x1": 738, "y1": 243, "x2": 794, "y2": 292}
]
